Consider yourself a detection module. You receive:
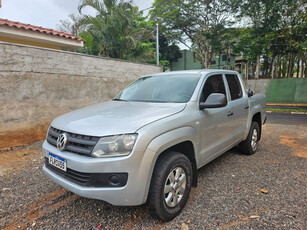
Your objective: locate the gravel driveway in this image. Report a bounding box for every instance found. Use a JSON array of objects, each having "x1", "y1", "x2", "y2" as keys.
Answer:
[{"x1": 1, "y1": 115, "x2": 306, "y2": 229}]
